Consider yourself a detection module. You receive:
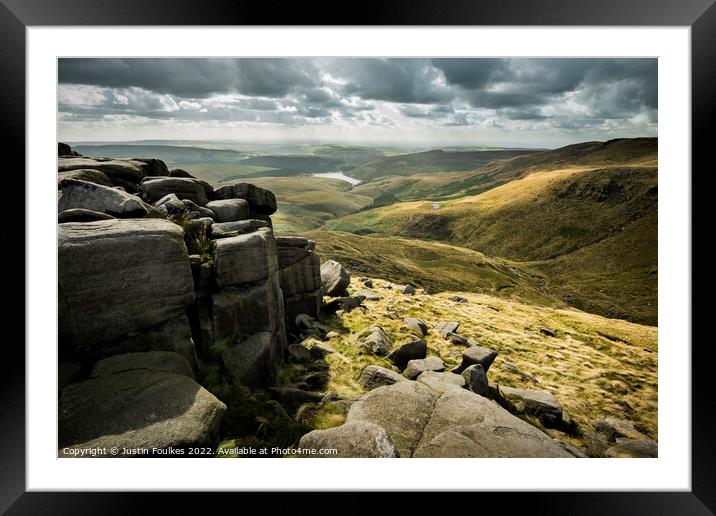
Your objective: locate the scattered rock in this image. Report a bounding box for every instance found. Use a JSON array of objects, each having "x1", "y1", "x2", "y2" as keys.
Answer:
[
  {"x1": 298, "y1": 420, "x2": 398, "y2": 458},
  {"x1": 591, "y1": 418, "x2": 650, "y2": 442},
  {"x1": 358, "y1": 365, "x2": 407, "y2": 390},
  {"x1": 434, "y1": 321, "x2": 460, "y2": 338},
  {"x1": 452, "y1": 345, "x2": 498, "y2": 374},
  {"x1": 448, "y1": 295, "x2": 468, "y2": 303},
  {"x1": 320, "y1": 260, "x2": 350, "y2": 297},
  {"x1": 269, "y1": 387, "x2": 324, "y2": 414},
  {"x1": 58, "y1": 208, "x2": 115, "y2": 223},
  {"x1": 287, "y1": 344, "x2": 312, "y2": 364},
  {"x1": 539, "y1": 328, "x2": 557, "y2": 337},
  {"x1": 403, "y1": 356, "x2": 445, "y2": 380},
  {"x1": 499, "y1": 386, "x2": 563, "y2": 429},
  {"x1": 605, "y1": 439, "x2": 658, "y2": 458},
  {"x1": 363, "y1": 279, "x2": 373, "y2": 288},
  {"x1": 356, "y1": 290, "x2": 382, "y2": 301},
  {"x1": 387, "y1": 339, "x2": 427, "y2": 370},
  {"x1": 353, "y1": 325, "x2": 392, "y2": 356},
  {"x1": 445, "y1": 332, "x2": 469, "y2": 346},
  {"x1": 416, "y1": 371, "x2": 465, "y2": 394},
  {"x1": 462, "y1": 364, "x2": 489, "y2": 396},
  {"x1": 404, "y1": 317, "x2": 428, "y2": 336},
  {"x1": 206, "y1": 199, "x2": 250, "y2": 222},
  {"x1": 402, "y1": 284, "x2": 416, "y2": 295}
]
